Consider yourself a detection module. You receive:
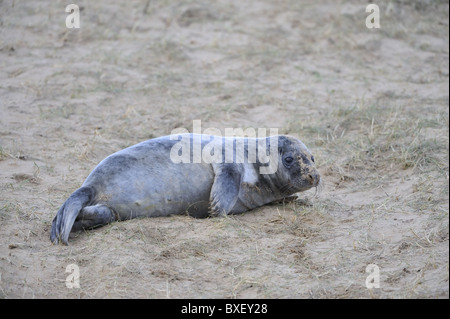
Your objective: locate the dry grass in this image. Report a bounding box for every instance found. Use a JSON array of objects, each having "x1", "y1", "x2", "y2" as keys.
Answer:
[{"x1": 0, "y1": 0, "x2": 448, "y2": 298}]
